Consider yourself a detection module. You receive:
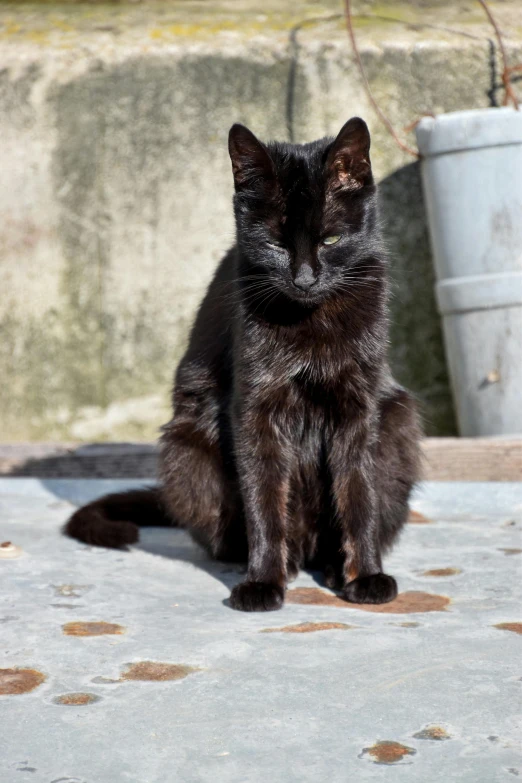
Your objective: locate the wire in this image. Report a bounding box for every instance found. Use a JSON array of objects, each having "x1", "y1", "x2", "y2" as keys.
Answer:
[{"x1": 343, "y1": 0, "x2": 521, "y2": 159}]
